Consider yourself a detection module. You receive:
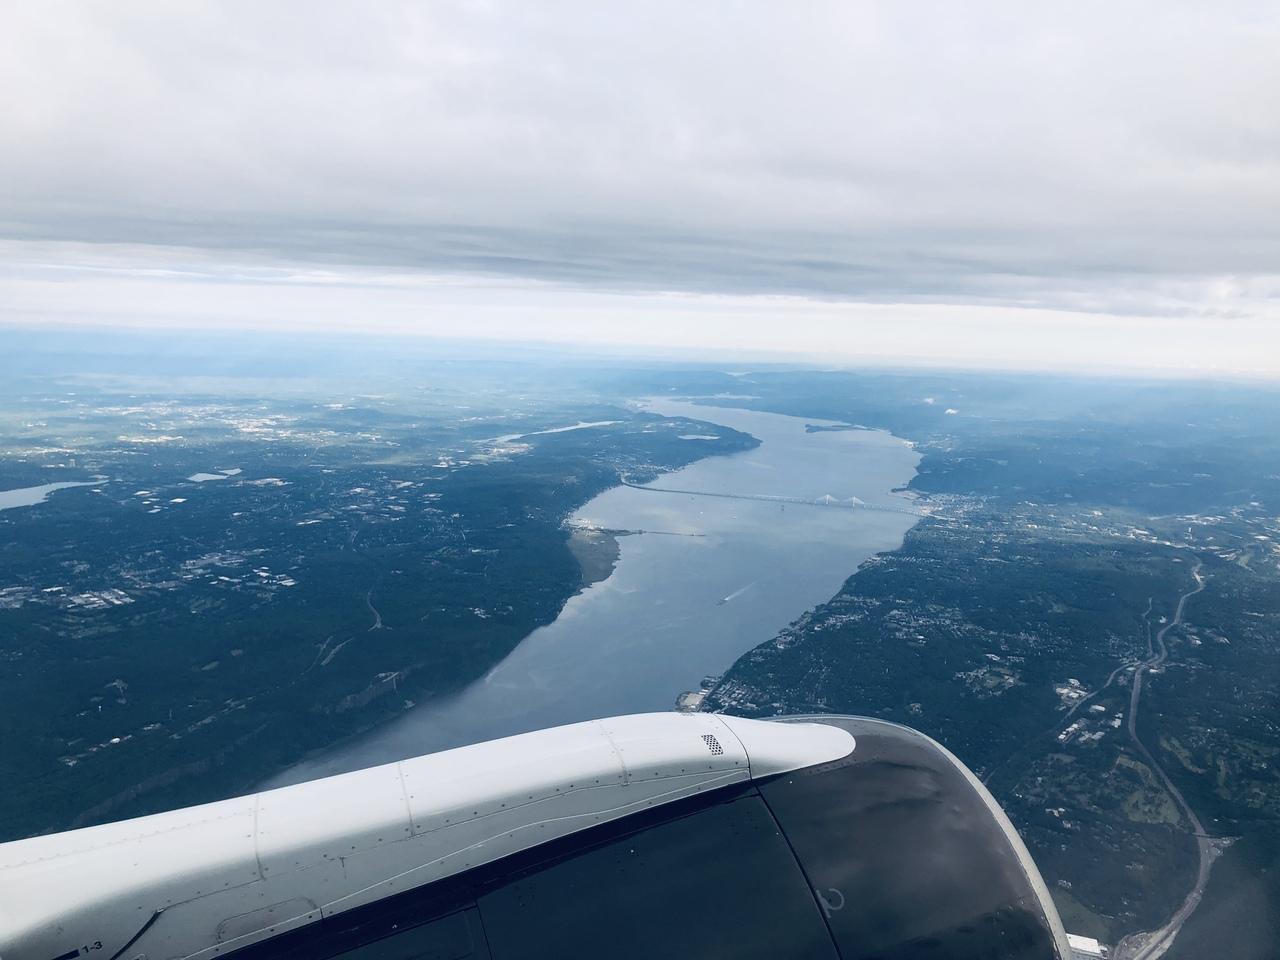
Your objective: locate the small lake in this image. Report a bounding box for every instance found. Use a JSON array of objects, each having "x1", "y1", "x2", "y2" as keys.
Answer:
[
  {"x1": 271, "y1": 400, "x2": 922, "y2": 785},
  {"x1": 0, "y1": 481, "x2": 99, "y2": 511}
]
